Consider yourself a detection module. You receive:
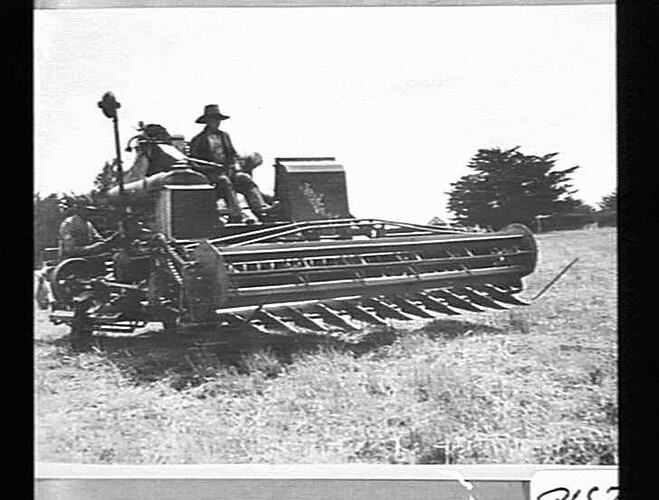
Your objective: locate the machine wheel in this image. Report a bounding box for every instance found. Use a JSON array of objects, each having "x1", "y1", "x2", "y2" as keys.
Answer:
[{"x1": 51, "y1": 258, "x2": 105, "y2": 303}]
